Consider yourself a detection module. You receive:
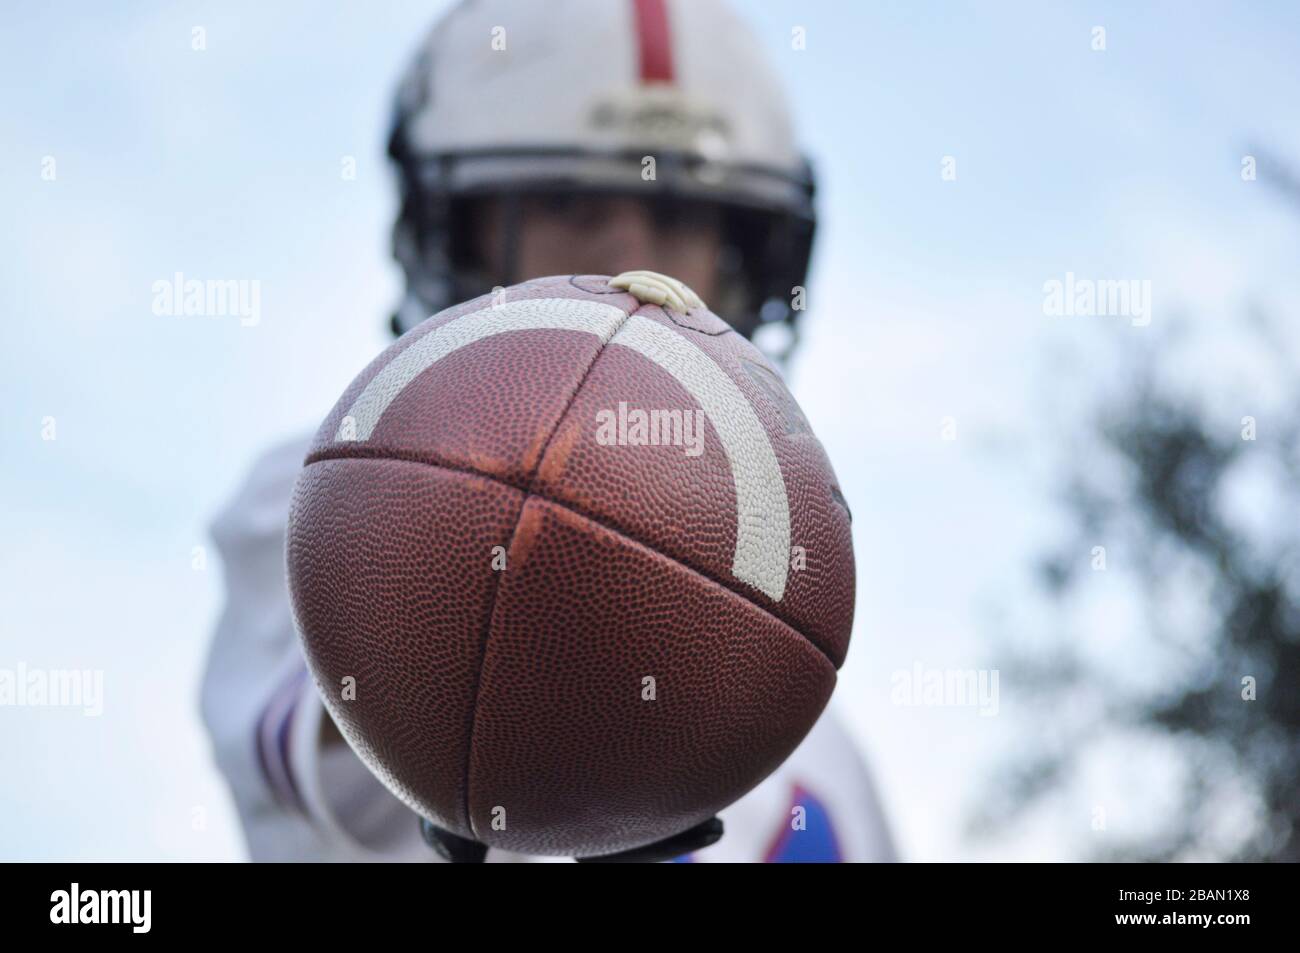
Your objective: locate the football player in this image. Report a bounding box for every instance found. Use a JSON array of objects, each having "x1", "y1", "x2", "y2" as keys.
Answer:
[{"x1": 201, "y1": 0, "x2": 896, "y2": 862}]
